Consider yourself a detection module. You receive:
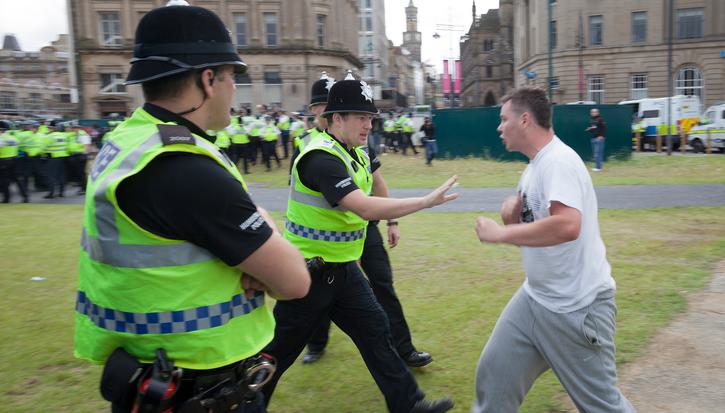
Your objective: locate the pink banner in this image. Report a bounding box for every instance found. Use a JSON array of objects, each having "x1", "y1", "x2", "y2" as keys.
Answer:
[
  {"x1": 442, "y1": 59, "x2": 450, "y2": 94},
  {"x1": 454, "y1": 60, "x2": 462, "y2": 94}
]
